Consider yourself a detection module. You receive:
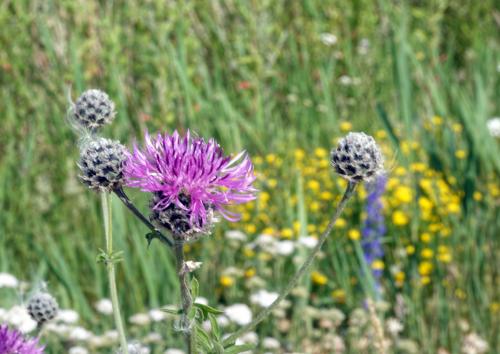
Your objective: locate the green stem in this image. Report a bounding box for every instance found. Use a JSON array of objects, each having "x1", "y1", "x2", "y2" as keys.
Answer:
[
  {"x1": 174, "y1": 238, "x2": 196, "y2": 354},
  {"x1": 101, "y1": 193, "x2": 129, "y2": 354},
  {"x1": 223, "y1": 181, "x2": 358, "y2": 346}
]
